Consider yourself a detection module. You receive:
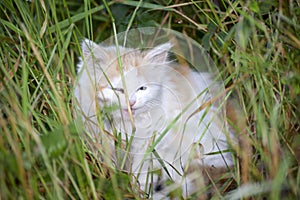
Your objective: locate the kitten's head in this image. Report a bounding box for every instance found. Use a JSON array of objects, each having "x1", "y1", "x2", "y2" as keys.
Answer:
[{"x1": 79, "y1": 39, "x2": 172, "y2": 119}]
